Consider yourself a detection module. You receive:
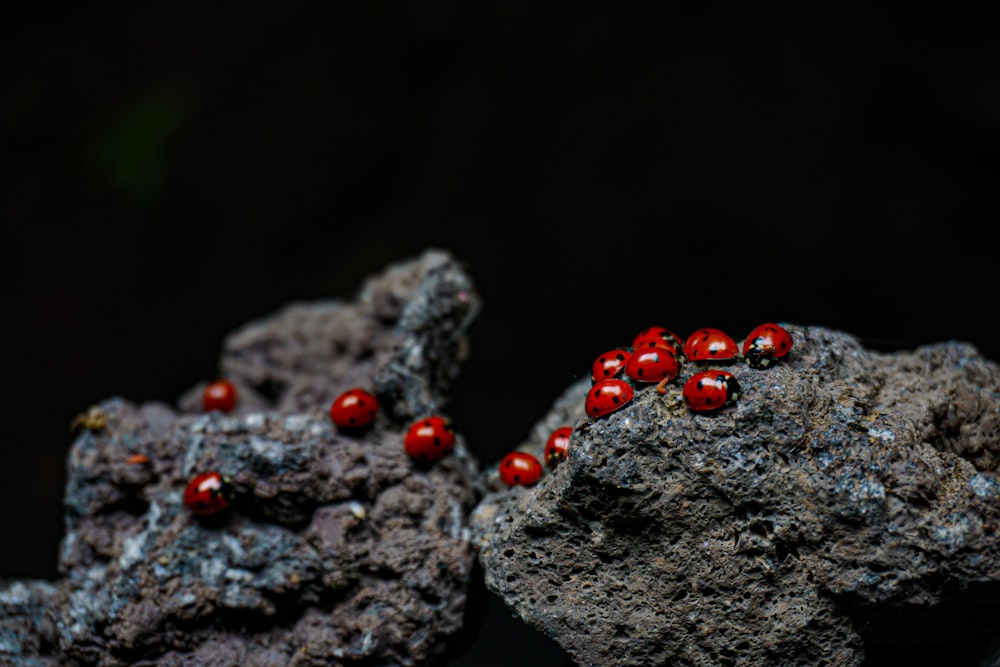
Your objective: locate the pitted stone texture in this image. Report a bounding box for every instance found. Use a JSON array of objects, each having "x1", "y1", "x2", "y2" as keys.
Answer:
[
  {"x1": 33, "y1": 249, "x2": 483, "y2": 667},
  {"x1": 473, "y1": 325, "x2": 1000, "y2": 667},
  {"x1": 181, "y1": 249, "x2": 479, "y2": 421},
  {"x1": 54, "y1": 399, "x2": 478, "y2": 666},
  {"x1": 0, "y1": 579, "x2": 70, "y2": 666}
]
